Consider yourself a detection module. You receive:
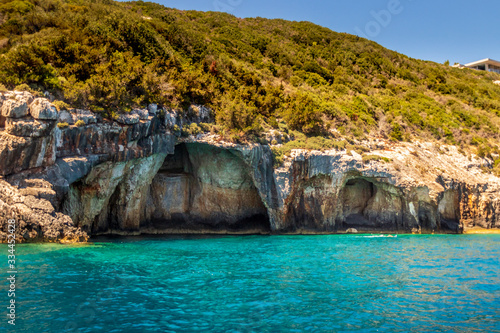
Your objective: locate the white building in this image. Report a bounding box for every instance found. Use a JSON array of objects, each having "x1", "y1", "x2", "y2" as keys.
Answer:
[{"x1": 464, "y1": 58, "x2": 500, "y2": 74}]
